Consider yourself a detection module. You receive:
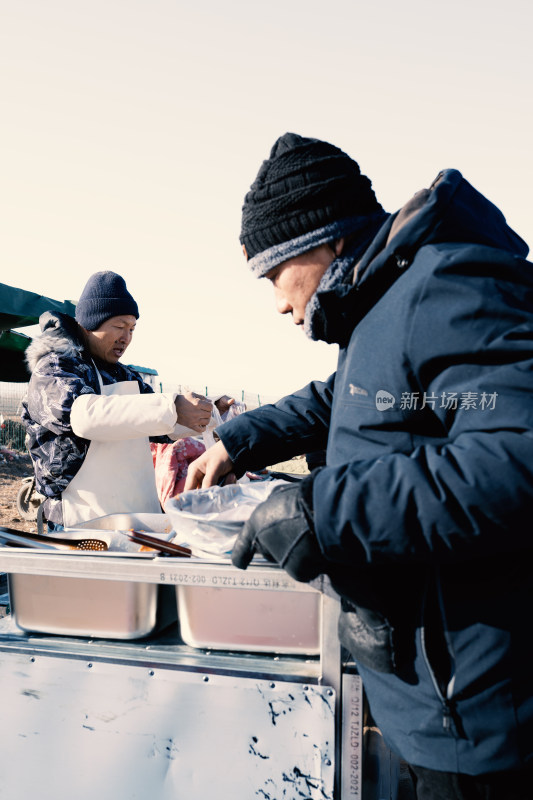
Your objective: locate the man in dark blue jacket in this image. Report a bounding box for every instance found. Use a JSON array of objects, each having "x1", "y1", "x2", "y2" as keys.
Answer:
[{"x1": 185, "y1": 133, "x2": 533, "y2": 799}]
